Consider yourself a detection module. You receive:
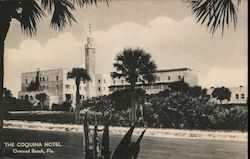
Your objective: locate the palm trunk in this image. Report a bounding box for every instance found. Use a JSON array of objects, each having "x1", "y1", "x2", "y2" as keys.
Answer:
[
  {"x1": 83, "y1": 113, "x2": 90, "y2": 159},
  {"x1": 75, "y1": 81, "x2": 80, "y2": 124},
  {"x1": 0, "y1": 14, "x2": 11, "y2": 157},
  {"x1": 101, "y1": 123, "x2": 110, "y2": 159},
  {"x1": 130, "y1": 84, "x2": 136, "y2": 124}
]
